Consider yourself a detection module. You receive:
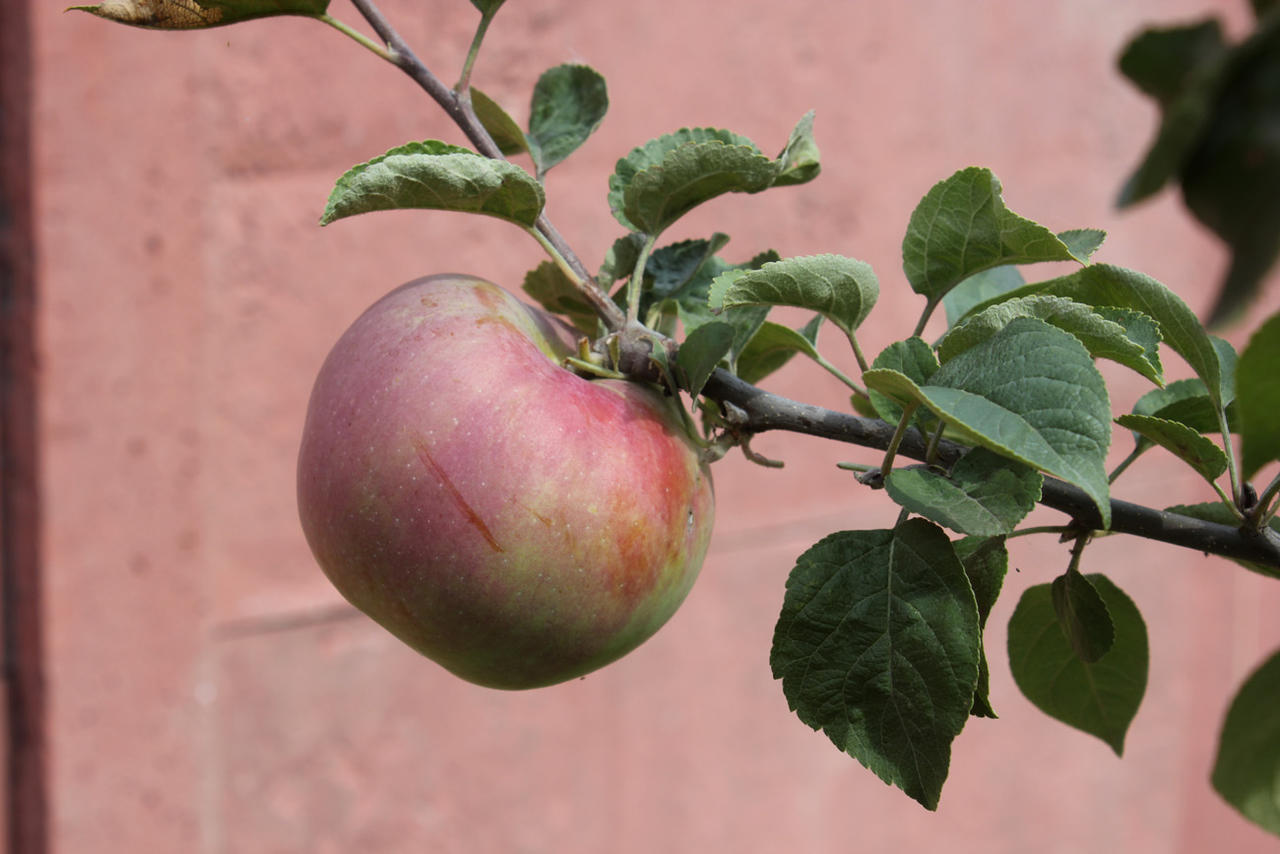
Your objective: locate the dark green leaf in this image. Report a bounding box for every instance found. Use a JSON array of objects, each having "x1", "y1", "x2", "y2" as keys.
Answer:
[
  {"x1": 1237, "y1": 310, "x2": 1280, "y2": 479},
  {"x1": 1051, "y1": 569, "x2": 1115, "y2": 663},
  {"x1": 1116, "y1": 20, "x2": 1228, "y2": 204},
  {"x1": 70, "y1": 0, "x2": 327, "y2": 27},
  {"x1": 527, "y1": 64, "x2": 608, "y2": 176},
  {"x1": 771, "y1": 520, "x2": 981, "y2": 810},
  {"x1": 773, "y1": 110, "x2": 821, "y2": 187},
  {"x1": 866, "y1": 319, "x2": 1113, "y2": 528},
  {"x1": 708, "y1": 254, "x2": 878, "y2": 339},
  {"x1": 1212, "y1": 648, "x2": 1280, "y2": 836},
  {"x1": 1008, "y1": 574, "x2": 1148, "y2": 755},
  {"x1": 676, "y1": 321, "x2": 735, "y2": 399},
  {"x1": 1114, "y1": 414, "x2": 1229, "y2": 482},
  {"x1": 598, "y1": 233, "x2": 646, "y2": 290},
  {"x1": 470, "y1": 88, "x2": 529, "y2": 156},
  {"x1": 320, "y1": 141, "x2": 544, "y2": 228},
  {"x1": 954, "y1": 536, "x2": 1008, "y2": 718},
  {"x1": 884, "y1": 448, "x2": 1042, "y2": 537},
  {"x1": 902, "y1": 167, "x2": 1082, "y2": 303},
  {"x1": 522, "y1": 262, "x2": 599, "y2": 335},
  {"x1": 733, "y1": 316, "x2": 824, "y2": 385}
]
